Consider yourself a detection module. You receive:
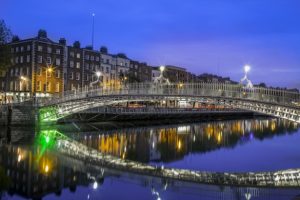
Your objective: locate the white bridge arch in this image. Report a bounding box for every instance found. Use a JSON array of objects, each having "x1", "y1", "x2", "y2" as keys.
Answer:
[{"x1": 37, "y1": 83, "x2": 300, "y2": 123}]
